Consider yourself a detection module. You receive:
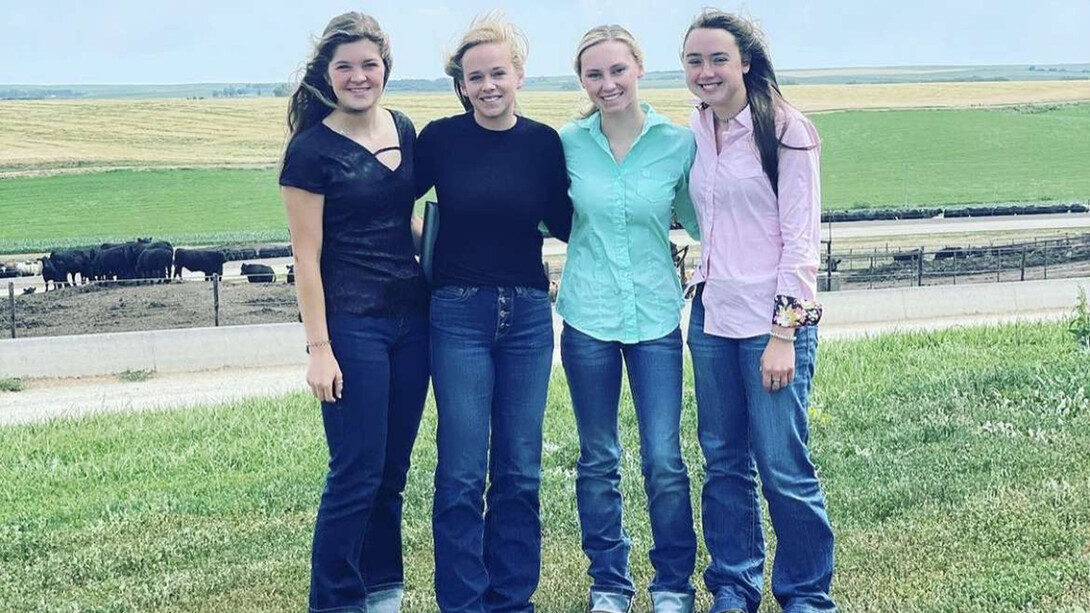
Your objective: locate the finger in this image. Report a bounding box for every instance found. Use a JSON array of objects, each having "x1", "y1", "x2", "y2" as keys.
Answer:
[
  {"x1": 763, "y1": 371, "x2": 773, "y2": 391},
  {"x1": 335, "y1": 372, "x2": 344, "y2": 400}
]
